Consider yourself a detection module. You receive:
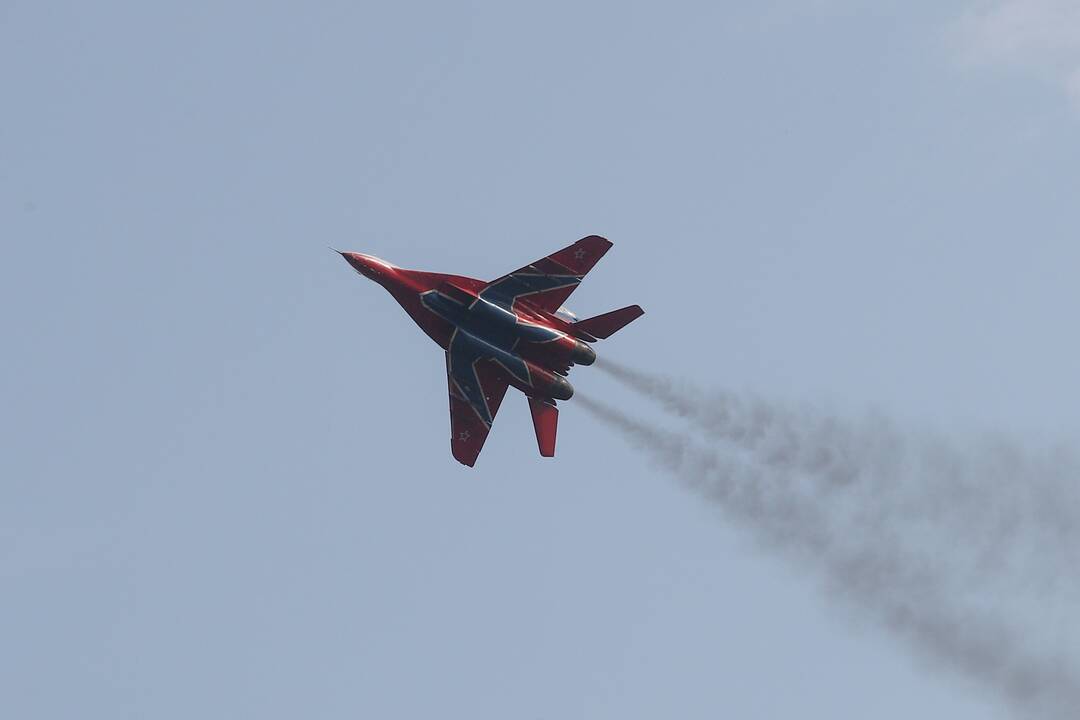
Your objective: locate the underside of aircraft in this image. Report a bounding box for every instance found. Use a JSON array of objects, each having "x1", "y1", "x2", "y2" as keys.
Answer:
[{"x1": 340, "y1": 236, "x2": 643, "y2": 466}]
